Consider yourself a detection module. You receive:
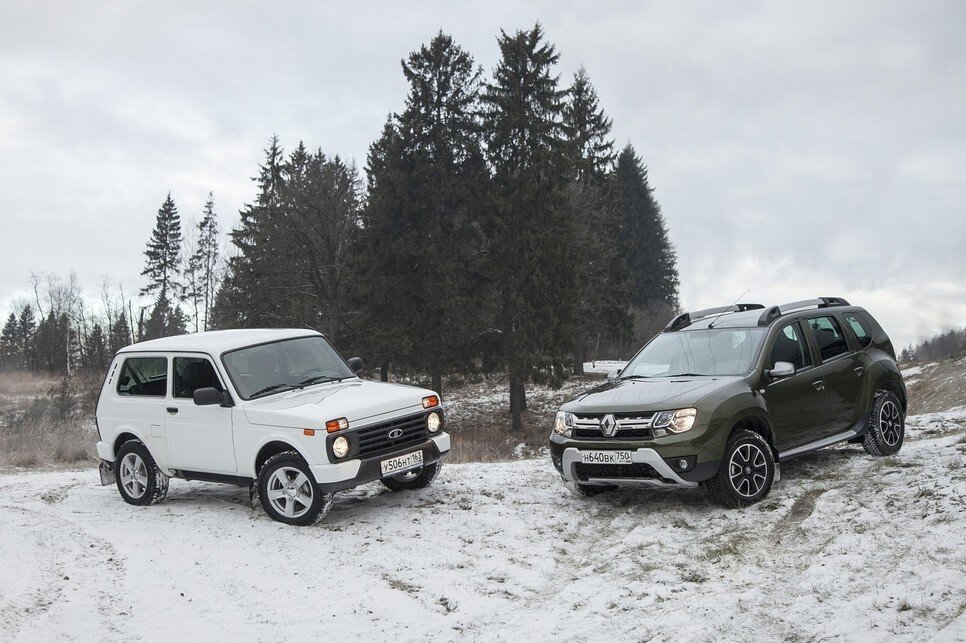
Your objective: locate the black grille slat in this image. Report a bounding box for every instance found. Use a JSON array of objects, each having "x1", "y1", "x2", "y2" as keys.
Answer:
[
  {"x1": 574, "y1": 462, "x2": 662, "y2": 481},
  {"x1": 574, "y1": 428, "x2": 652, "y2": 439},
  {"x1": 355, "y1": 413, "x2": 430, "y2": 457}
]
